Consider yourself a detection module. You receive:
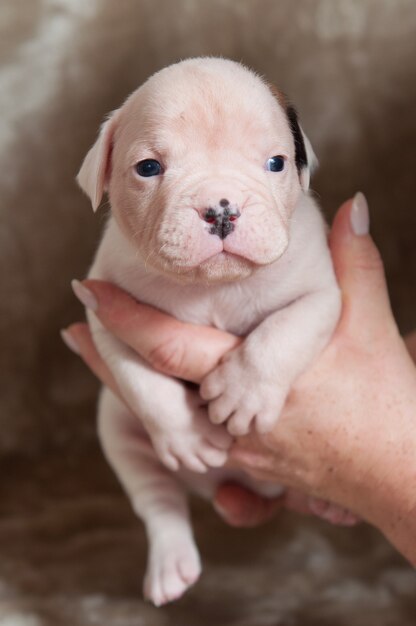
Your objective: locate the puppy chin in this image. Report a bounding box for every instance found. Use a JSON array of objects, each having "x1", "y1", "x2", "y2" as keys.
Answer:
[
  {"x1": 191, "y1": 252, "x2": 255, "y2": 284},
  {"x1": 147, "y1": 251, "x2": 254, "y2": 284}
]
